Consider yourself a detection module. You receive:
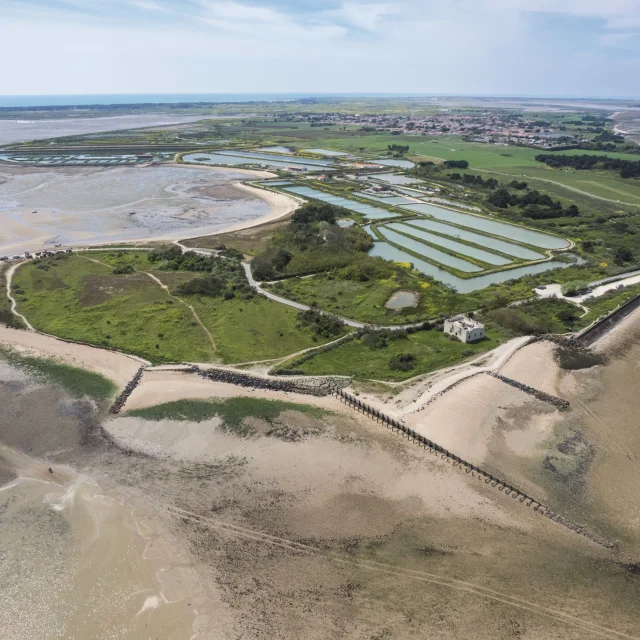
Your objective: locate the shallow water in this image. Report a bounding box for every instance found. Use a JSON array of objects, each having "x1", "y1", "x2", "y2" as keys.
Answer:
[
  {"x1": 303, "y1": 148, "x2": 348, "y2": 156},
  {"x1": 0, "y1": 447, "x2": 196, "y2": 640},
  {"x1": 278, "y1": 185, "x2": 399, "y2": 220},
  {"x1": 375, "y1": 158, "x2": 415, "y2": 168},
  {"x1": 182, "y1": 152, "x2": 322, "y2": 172},
  {"x1": 0, "y1": 165, "x2": 271, "y2": 254},
  {"x1": 385, "y1": 289, "x2": 419, "y2": 309},
  {"x1": 399, "y1": 202, "x2": 569, "y2": 249},
  {"x1": 405, "y1": 218, "x2": 544, "y2": 260},
  {"x1": 377, "y1": 227, "x2": 482, "y2": 272},
  {"x1": 369, "y1": 242, "x2": 573, "y2": 292},
  {"x1": 386, "y1": 222, "x2": 512, "y2": 266}
]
